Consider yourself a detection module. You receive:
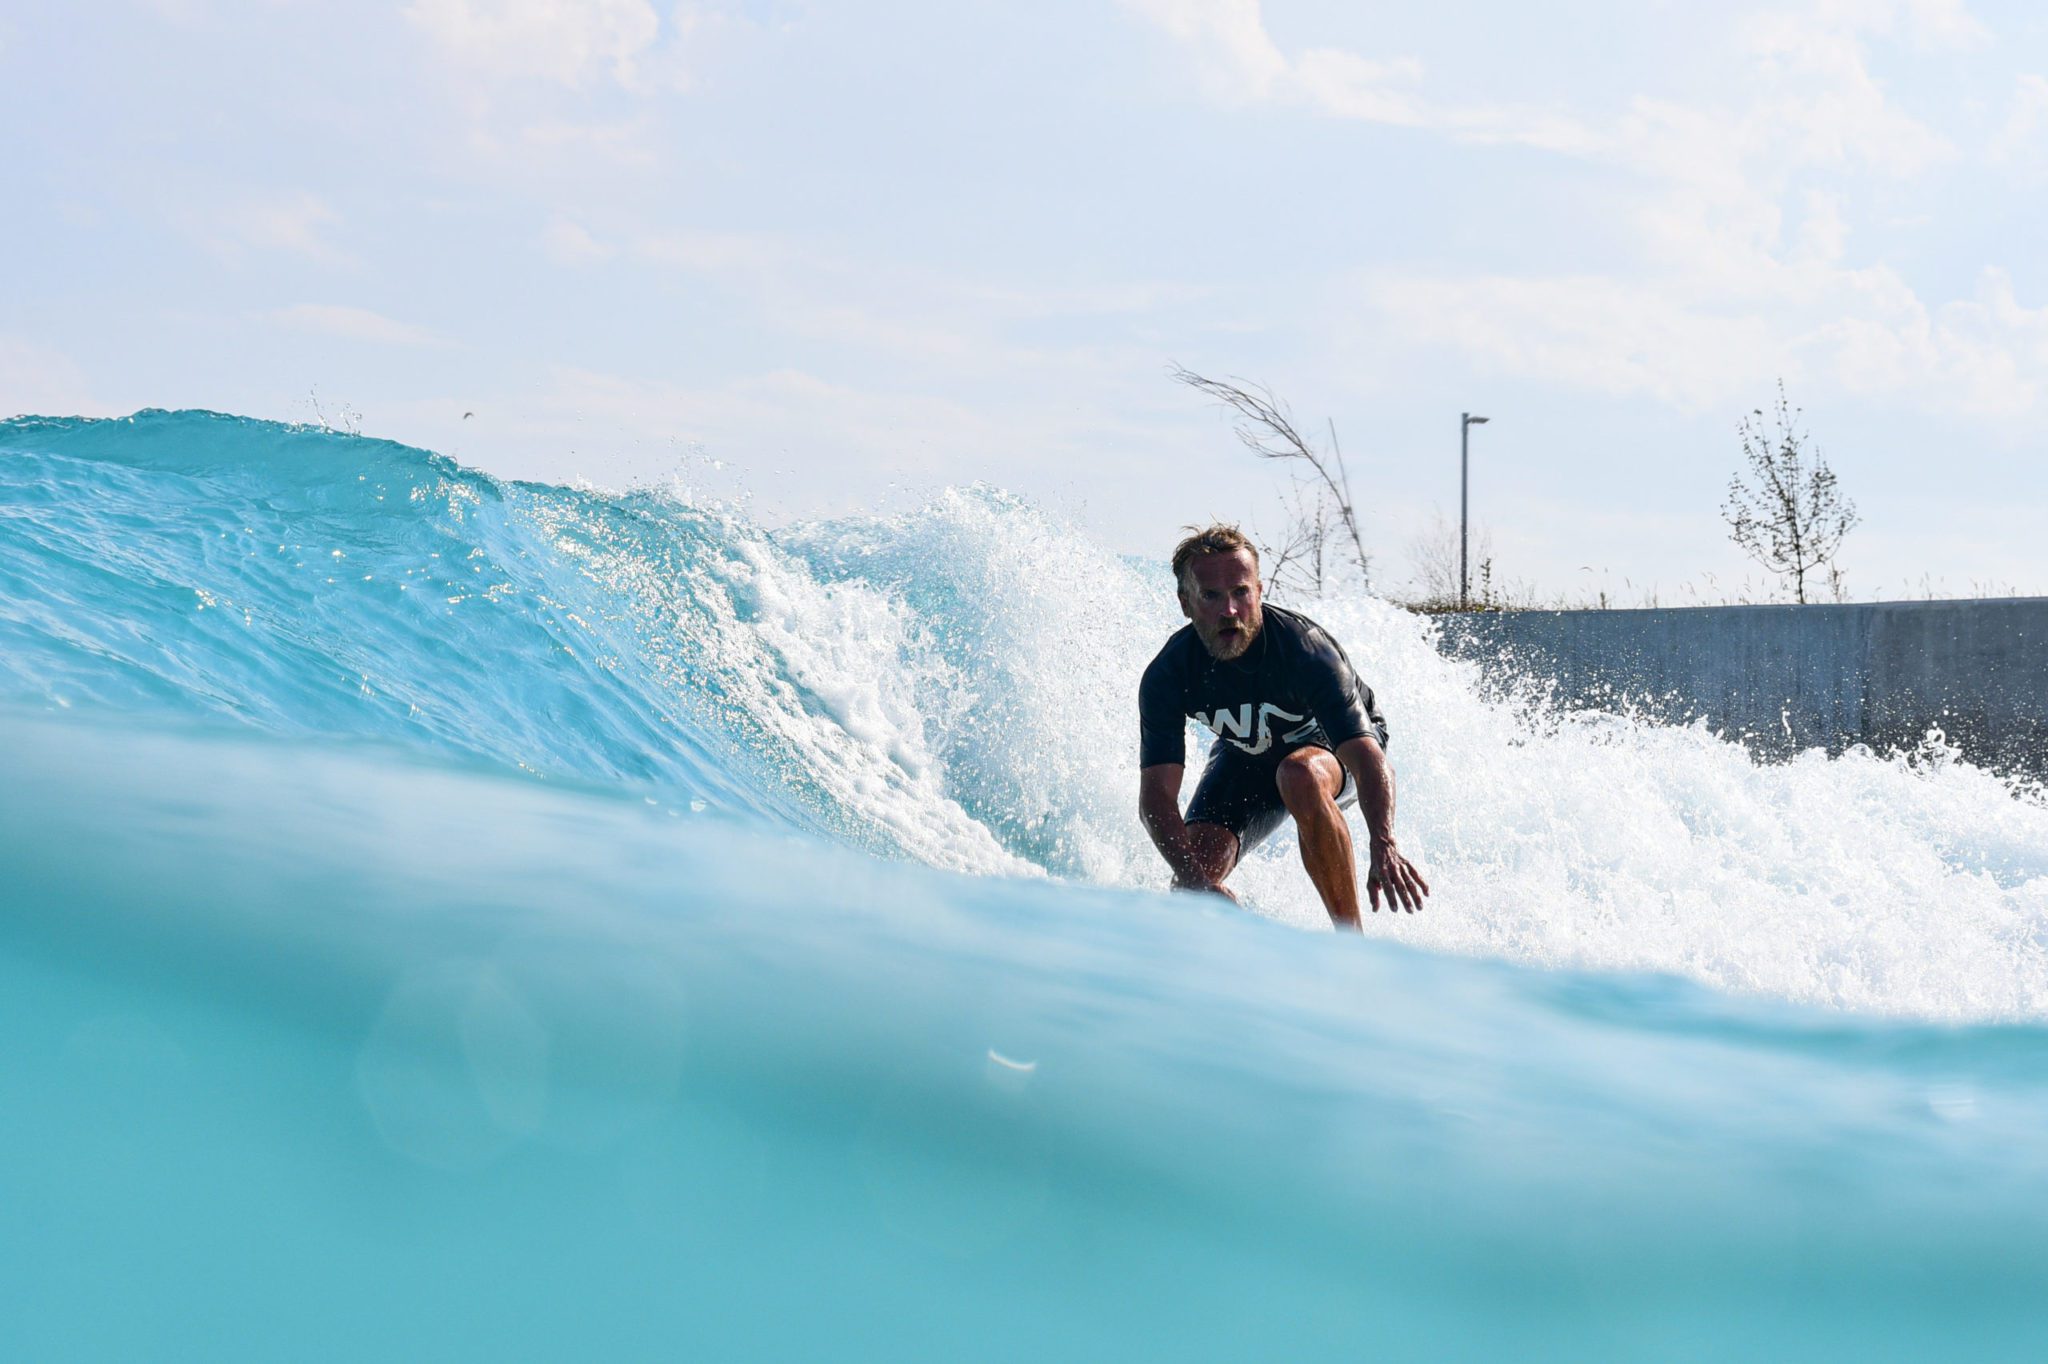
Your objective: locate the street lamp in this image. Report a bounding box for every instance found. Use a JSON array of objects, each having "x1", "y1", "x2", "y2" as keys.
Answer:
[{"x1": 1460, "y1": 412, "x2": 1490, "y2": 608}]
